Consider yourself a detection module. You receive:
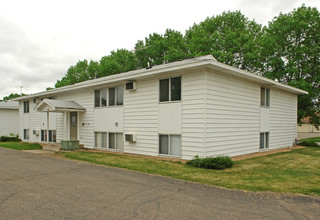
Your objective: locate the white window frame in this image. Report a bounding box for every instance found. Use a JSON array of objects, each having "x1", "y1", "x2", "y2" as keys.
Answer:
[
  {"x1": 94, "y1": 132, "x2": 123, "y2": 151},
  {"x1": 159, "y1": 76, "x2": 181, "y2": 103},
  {"x1": 23, "y1": 129, "x2": 29, "y2": 140},
  {"x1": 40, "y1": 130, "x2": 56, "y2": 142},
  {"x1": 159, "y1": 134, "x2": 181, "y2": 157},
  {"x1": 23, "y1": 101, "x2": 29, "y2": 113},
  {"x1": 260, "y1": 132, "x2": 269, "y2": 150},
  {"x1": 260, "y1": 87, "x2": 270, "y2": 107},
  {"x1": 94, "y1": 85, "x2": 124, "y2": 108}
]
